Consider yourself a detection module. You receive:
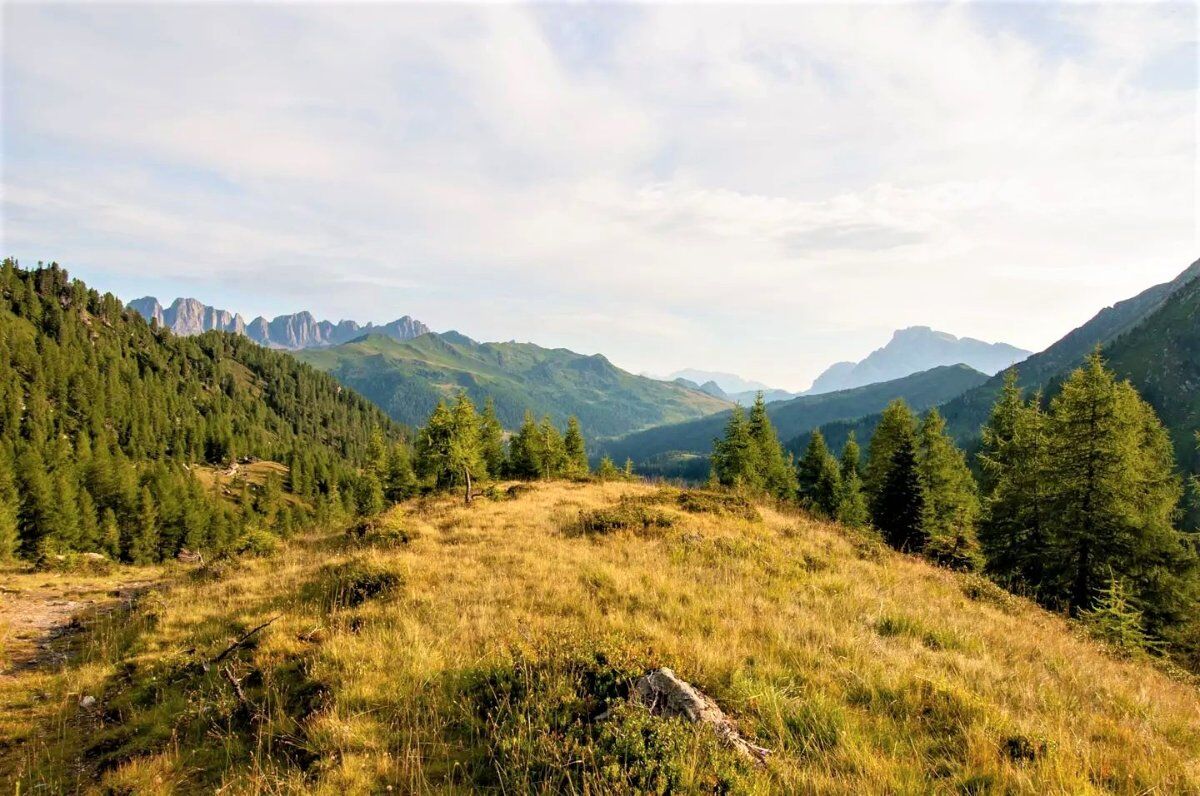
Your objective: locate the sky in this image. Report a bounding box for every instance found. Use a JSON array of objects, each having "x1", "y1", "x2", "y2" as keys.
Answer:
[{"x1": 2, "y1": 2, "x2": 1196, "y2": 391}]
